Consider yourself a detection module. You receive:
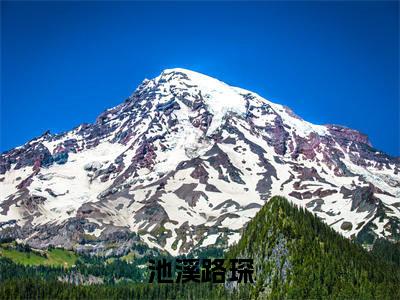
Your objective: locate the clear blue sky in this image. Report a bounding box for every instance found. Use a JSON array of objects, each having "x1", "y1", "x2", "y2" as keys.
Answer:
[{"x1": 1, "y1": 1, "x2": 399, "y2": 156}]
